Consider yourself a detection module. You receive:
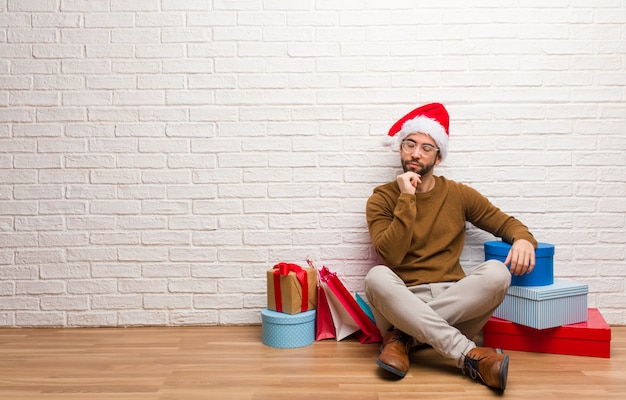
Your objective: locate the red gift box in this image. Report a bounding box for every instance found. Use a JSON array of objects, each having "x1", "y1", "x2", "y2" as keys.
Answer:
[{"x1": 483, "y1": 308, "x2": 611, "y2": 358}]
